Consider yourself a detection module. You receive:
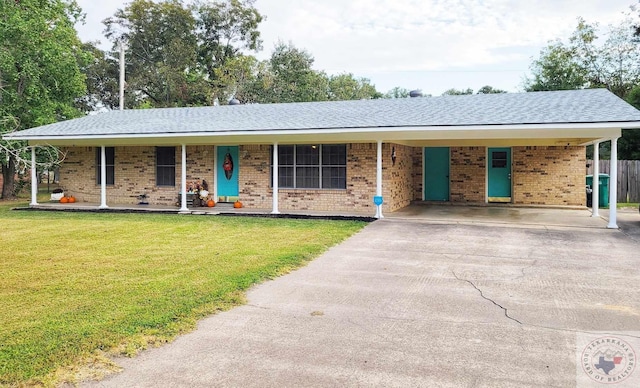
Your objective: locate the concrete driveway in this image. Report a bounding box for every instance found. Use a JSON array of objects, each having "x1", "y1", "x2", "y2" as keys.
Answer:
[{"x1": 85, "y1": 207, "x2": 640, "y2": 387}]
